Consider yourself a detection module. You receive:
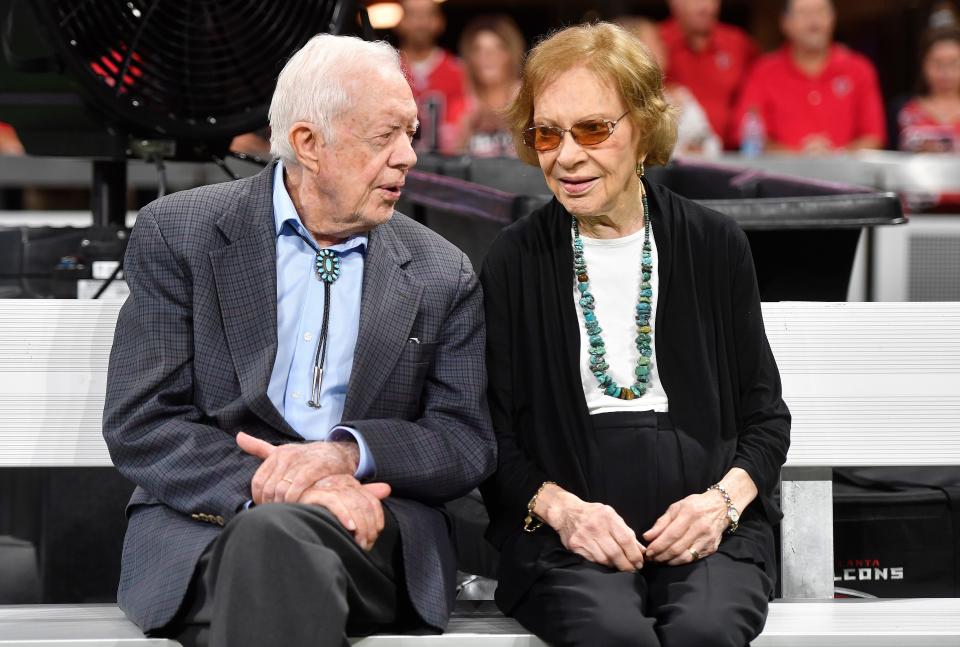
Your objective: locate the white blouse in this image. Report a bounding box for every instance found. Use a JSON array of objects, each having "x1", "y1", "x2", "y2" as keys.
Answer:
[{"x1": 572, "y1": 224, "x2": 670, "y2": 415}]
